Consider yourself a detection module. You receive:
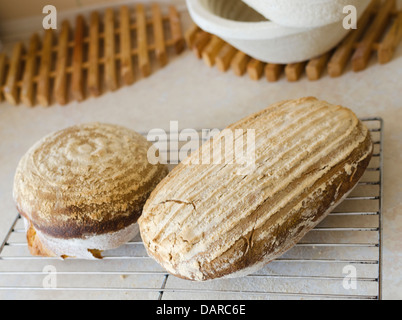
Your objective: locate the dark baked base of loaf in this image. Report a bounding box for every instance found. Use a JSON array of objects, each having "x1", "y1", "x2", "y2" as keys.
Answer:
[
  {"x1": 20, "y1": 209, "x2": 136, "y2": 259},
  {"x1": 25, "y1": 221, "x2": 105, "y2": 259},
  {"x1": 23, "y1": 217, "x2": 128, "y2": 259},
  {"x1": 25, "y1": 205, "x2": 143, "y2": 240},
  {"x1": 26, "y1": 221, "x2": 55, "y2": 257}
]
